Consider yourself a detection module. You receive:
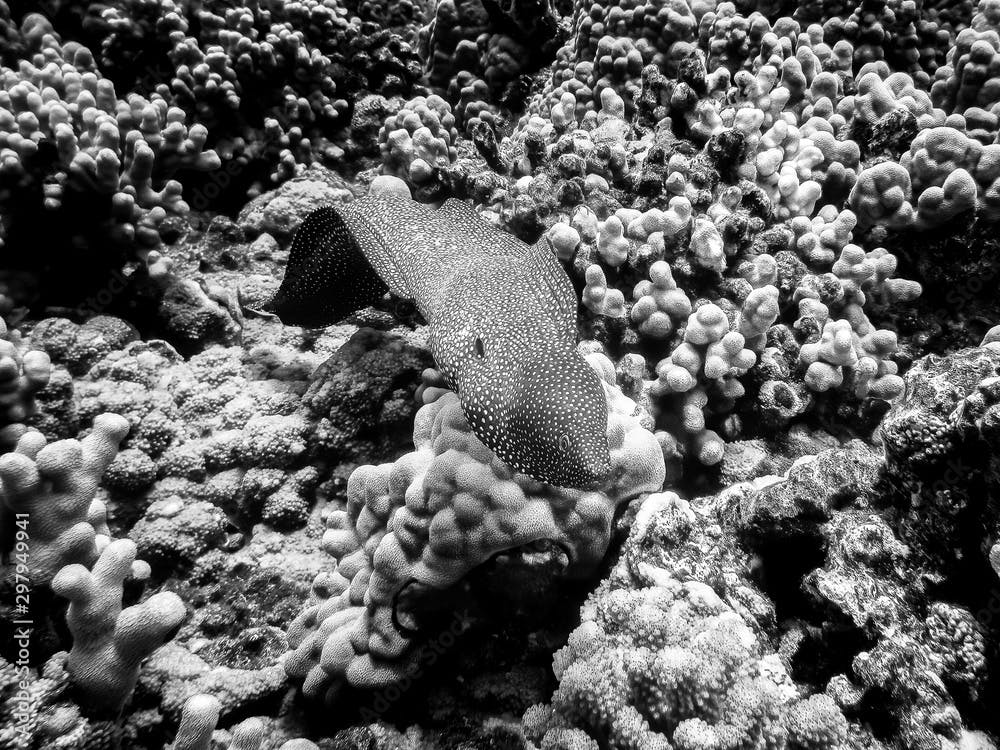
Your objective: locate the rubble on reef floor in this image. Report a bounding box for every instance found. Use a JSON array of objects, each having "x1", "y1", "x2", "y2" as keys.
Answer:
[{"x1": 2, "y1": 0, "x2": 1000, "y2": 748}]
